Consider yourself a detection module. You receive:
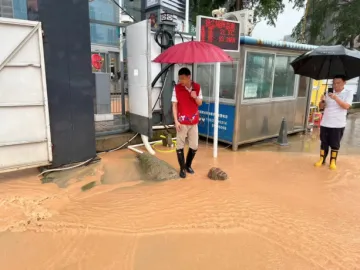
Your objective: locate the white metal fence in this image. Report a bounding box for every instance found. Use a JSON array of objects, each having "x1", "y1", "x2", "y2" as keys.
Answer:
[{"x1": 0, "y1": 18, "x2": 52, "y2": 172}]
